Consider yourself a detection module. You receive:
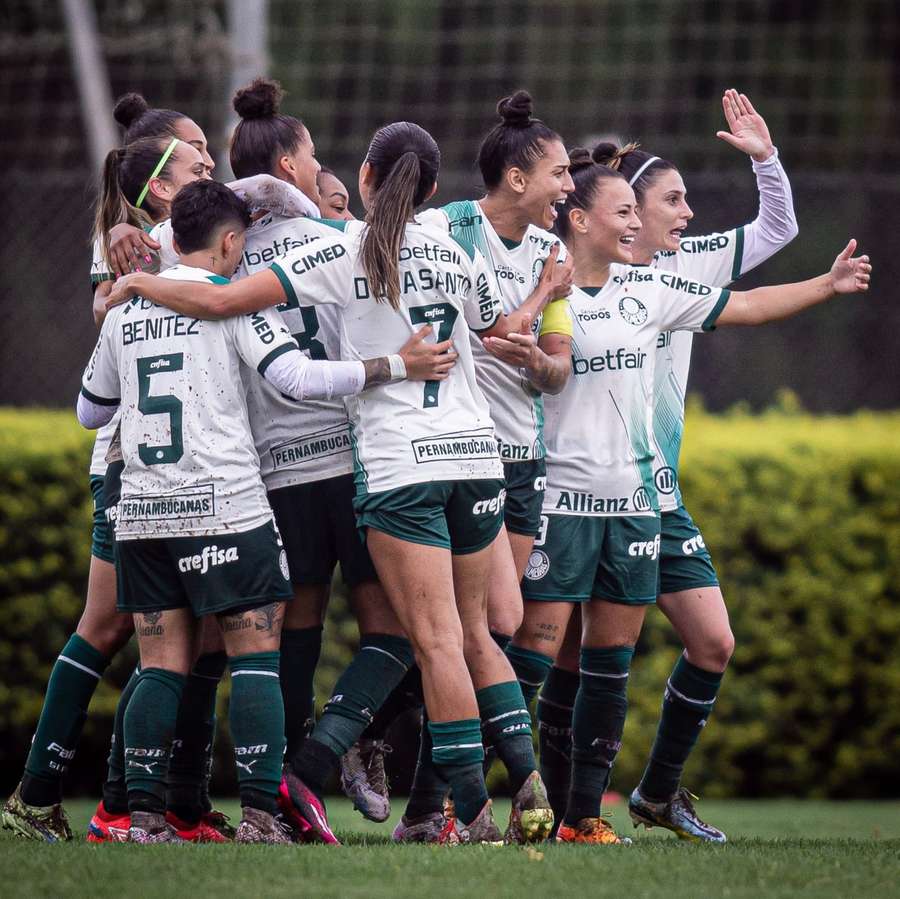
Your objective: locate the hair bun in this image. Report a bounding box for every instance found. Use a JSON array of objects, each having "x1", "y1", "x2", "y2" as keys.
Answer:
[
  {"x1": 591, "y1": 142, "x2": 621, "y2": 166},
  {"x1": 497, "y1": 90, "x2": 534, "y2": 128},
  {"x1": 567, "y1": 146, "x2": 594, "y2": 172},
  {"x1": 233, "y1": 77, "x2": 284, "y2": 120},
  {"x1": 113, "y1": 92, "x2": 150, "y2": 129}
]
